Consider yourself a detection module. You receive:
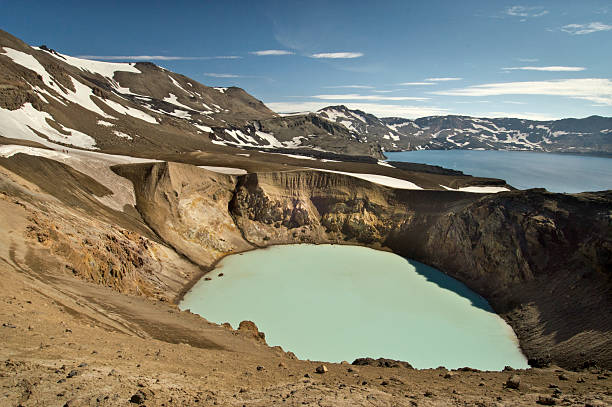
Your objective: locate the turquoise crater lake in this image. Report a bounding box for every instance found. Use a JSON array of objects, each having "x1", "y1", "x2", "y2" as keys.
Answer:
[{"x1": 179, "y1": 244, "x2": 528, "y2": 371}]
